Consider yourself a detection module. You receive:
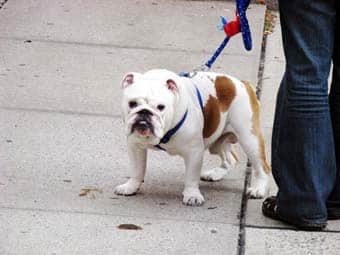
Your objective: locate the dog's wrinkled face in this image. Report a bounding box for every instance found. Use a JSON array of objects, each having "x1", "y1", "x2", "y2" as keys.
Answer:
[{"x1": 121, "y1": 72, "x2": 178, "y2": 146}]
